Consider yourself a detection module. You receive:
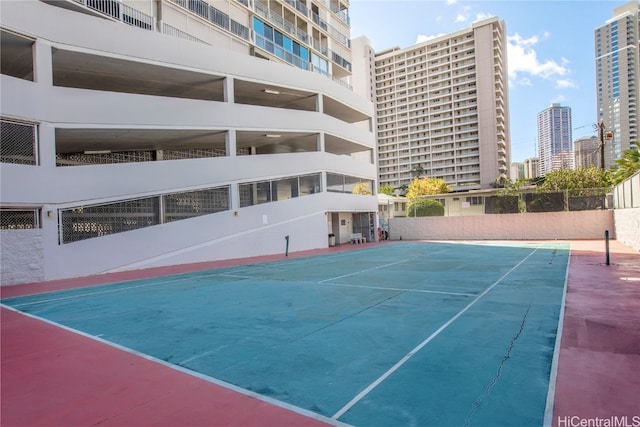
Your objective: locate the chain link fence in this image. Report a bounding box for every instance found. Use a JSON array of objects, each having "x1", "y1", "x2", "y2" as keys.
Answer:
[
  {"x1": 0, "y1": 209, "x2": 40, "y2": 229},
  {"x1": 0, "y1": 119, "x2": 37, "y2": 165},
  {"x1": 484, "y1": 188, "x2": 611, "y2": 214}
]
